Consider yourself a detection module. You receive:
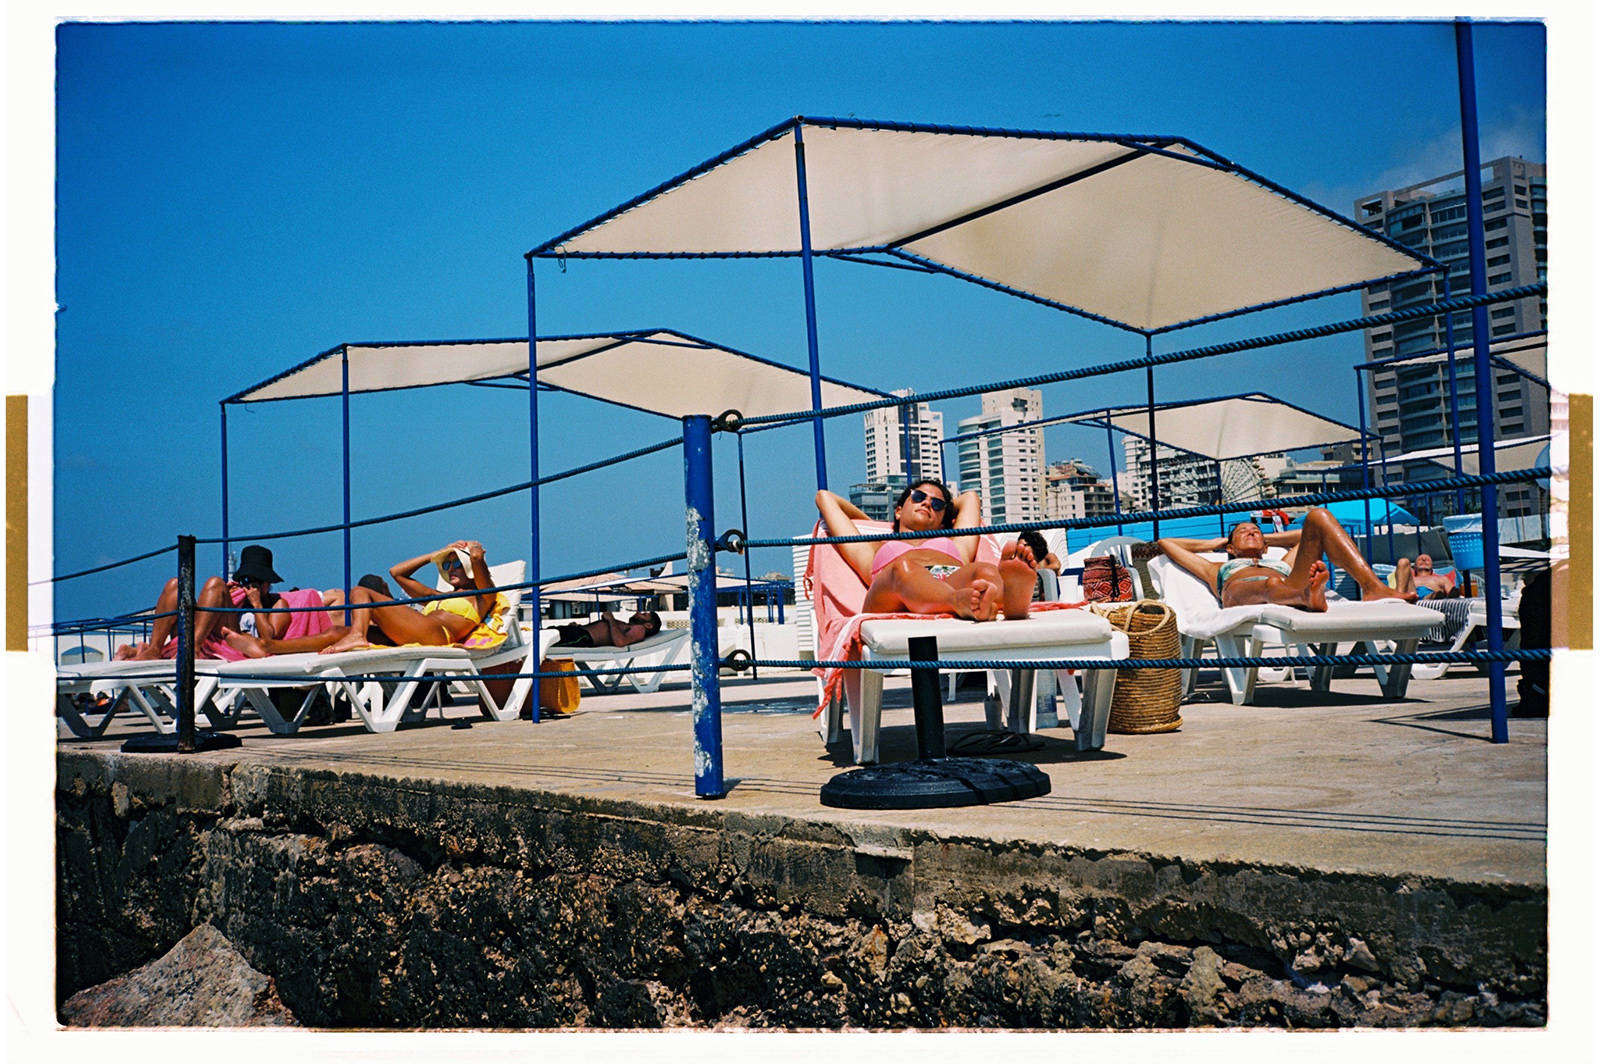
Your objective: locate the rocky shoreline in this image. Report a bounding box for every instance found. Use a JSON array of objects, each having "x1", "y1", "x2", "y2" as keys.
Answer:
[{"x1": 57, "y1": 750, "x2": 1546, "y2": 1028}]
